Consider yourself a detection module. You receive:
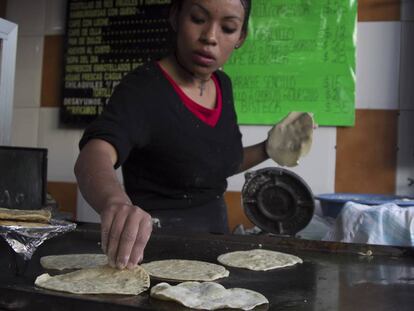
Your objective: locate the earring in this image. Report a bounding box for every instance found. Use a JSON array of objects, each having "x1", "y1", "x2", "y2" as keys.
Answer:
[{"x1": 235, "y1": 45, "x2": 239, "y2": 49}]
